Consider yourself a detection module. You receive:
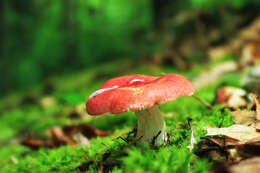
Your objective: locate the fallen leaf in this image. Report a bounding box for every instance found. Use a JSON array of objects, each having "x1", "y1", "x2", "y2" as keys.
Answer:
[
  {"x1": 62, "y1": 124, "x2": 110, "y2": 139},
  {"x1": 51, "y1": 127, "x2": 77, "y2": 146},
  {"x1": 216, "y1": 87, "x2": 247, "y2": 109},
  {"x1": 230, "y1": 110, "x2": 255, "y2": 126},
  {"x1": 201, "y1": 136, "x2": 239, "y2": 147},
  {"x1": 206, "y1": 125, "x2": 260, "y2": 145},
  {"x1": 21, "y1": 124, "x2": 110, "y2": 149},
  {"x1": 21, "y1": 137, "x2": 53, "y2": 150}
]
